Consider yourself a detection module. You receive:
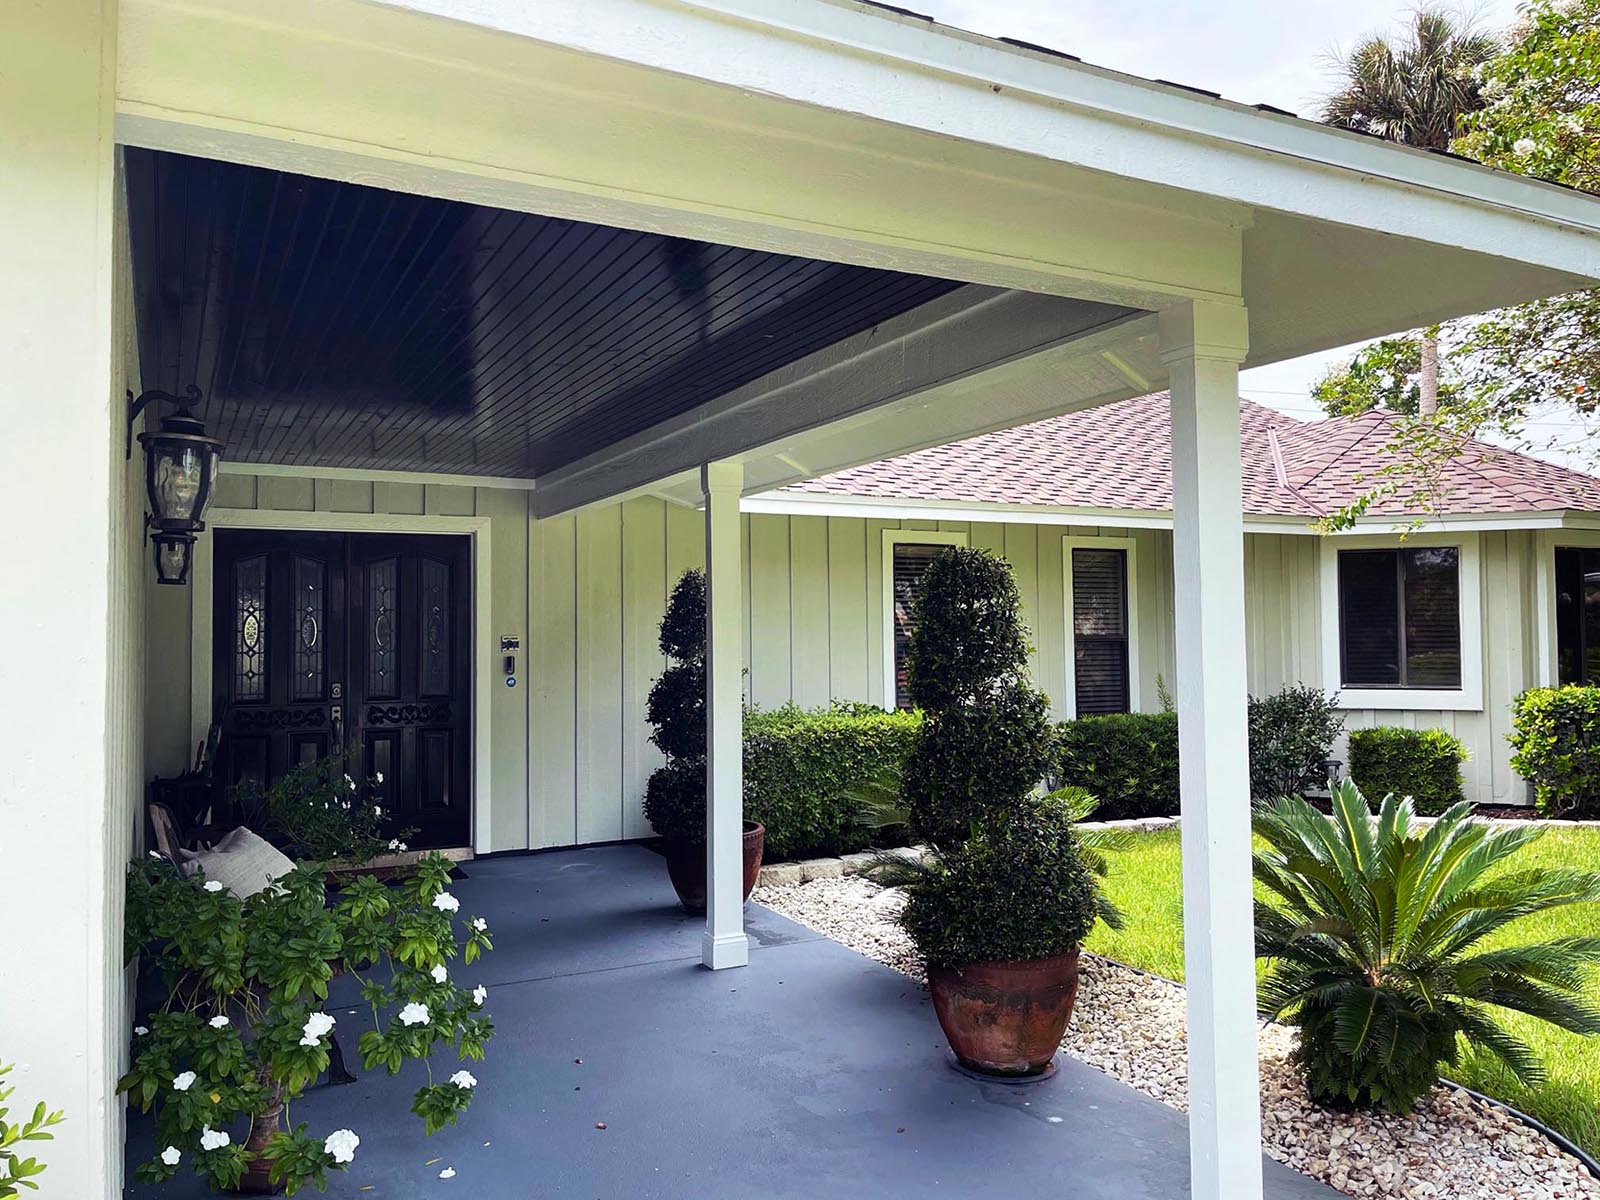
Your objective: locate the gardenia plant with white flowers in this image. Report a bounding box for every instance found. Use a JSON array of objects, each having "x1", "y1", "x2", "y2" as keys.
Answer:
[
  {"x1": 121, "y1": 852, "x2": 494, "y2": 1194},
  {"x1": 235, "y1": 751, "x2": 418, "y2": 867}
]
